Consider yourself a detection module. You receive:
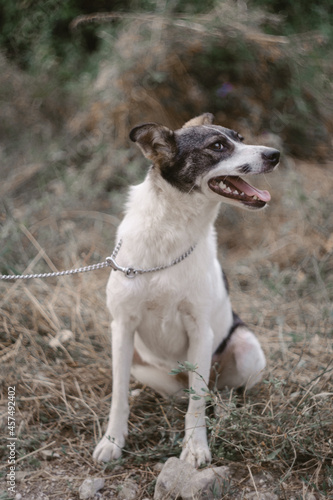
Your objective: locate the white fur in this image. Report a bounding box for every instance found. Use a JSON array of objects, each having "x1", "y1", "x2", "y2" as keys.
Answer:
[{"x1": 92, "y1": 162, "x2": 267, "y2": 466}]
